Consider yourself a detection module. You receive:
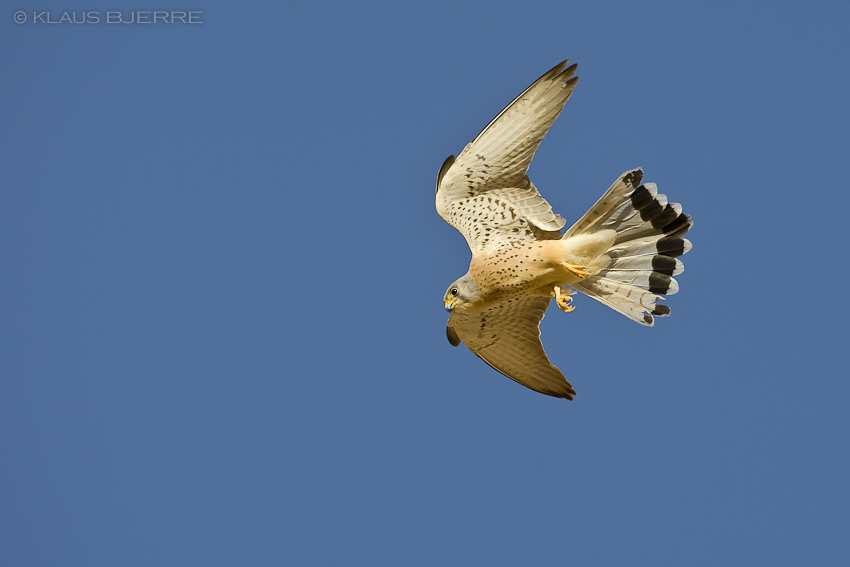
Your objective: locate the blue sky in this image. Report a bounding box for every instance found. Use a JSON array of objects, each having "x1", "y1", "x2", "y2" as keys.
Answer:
[{"x1": 2, "y1": 1, "x2": 849, "y2": 565}]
